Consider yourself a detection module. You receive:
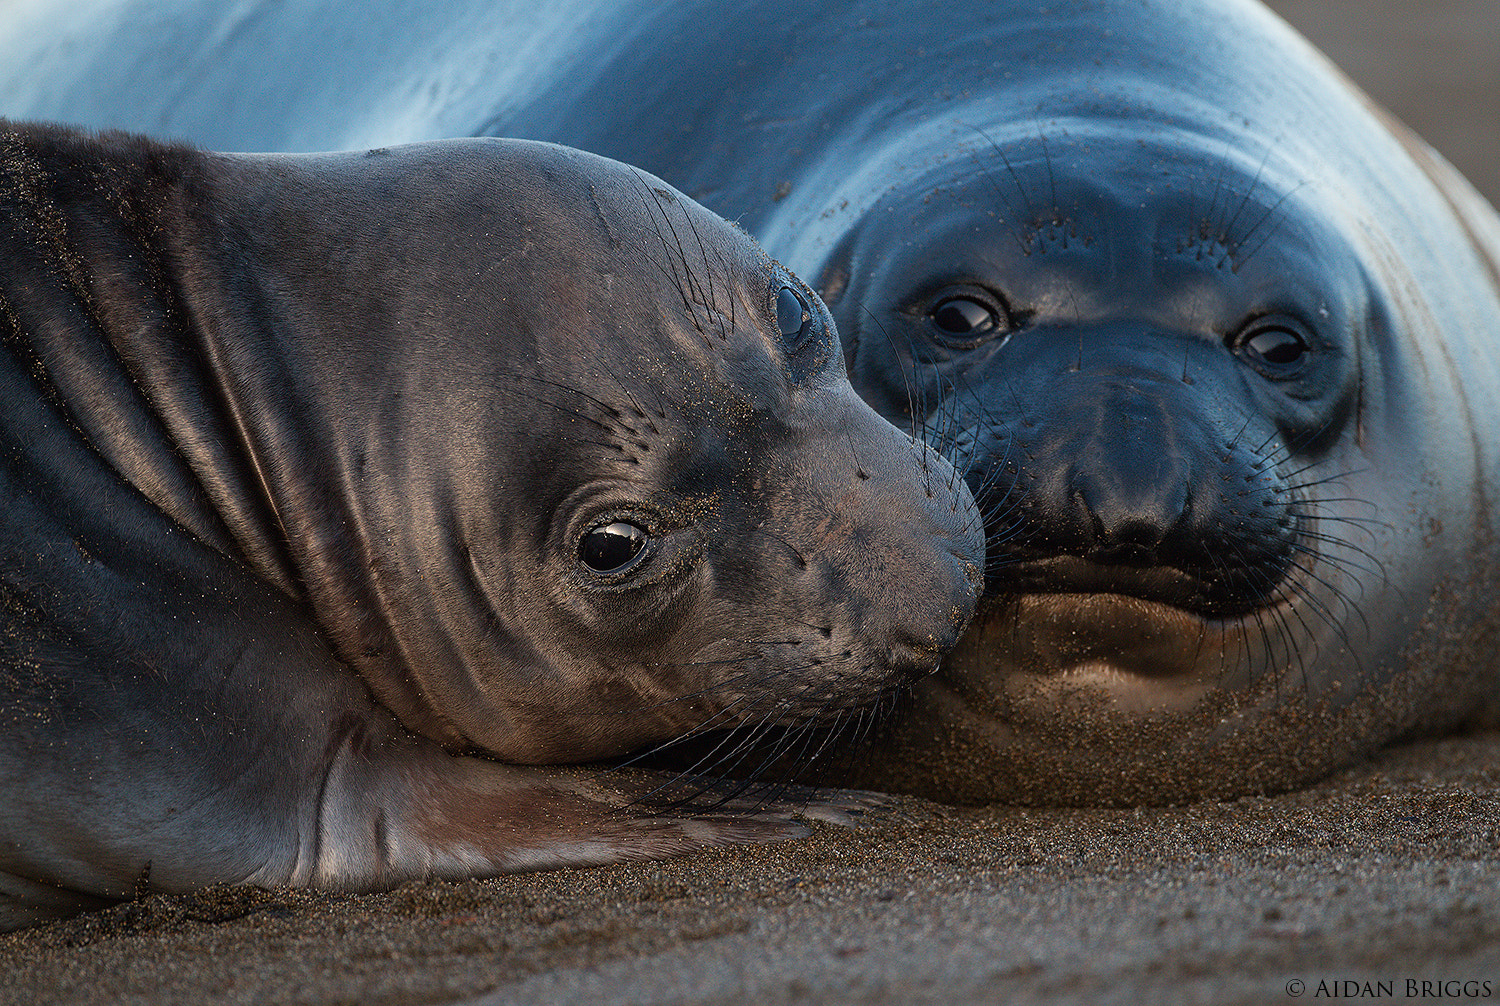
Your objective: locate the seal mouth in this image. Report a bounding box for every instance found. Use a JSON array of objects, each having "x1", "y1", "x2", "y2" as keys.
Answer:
[
  {"x1": 990, "y1": 555, "x2": 1290, "y2": 620},
  {"x1": 954, "y1": 571, "x2": 1309, "y2": 686},
  {"x1": 979, "y1": 592, "x2": 1254, "y2": 671},
  {"x1": 935, "y1": 590, "x2": 1292, "y2": 715}
]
